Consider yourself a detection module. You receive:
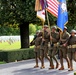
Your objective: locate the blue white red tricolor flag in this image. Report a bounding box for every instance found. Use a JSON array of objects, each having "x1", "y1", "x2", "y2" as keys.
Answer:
[{"x1": 57, "y1": 0, "x2": 68, "y2": 31}]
